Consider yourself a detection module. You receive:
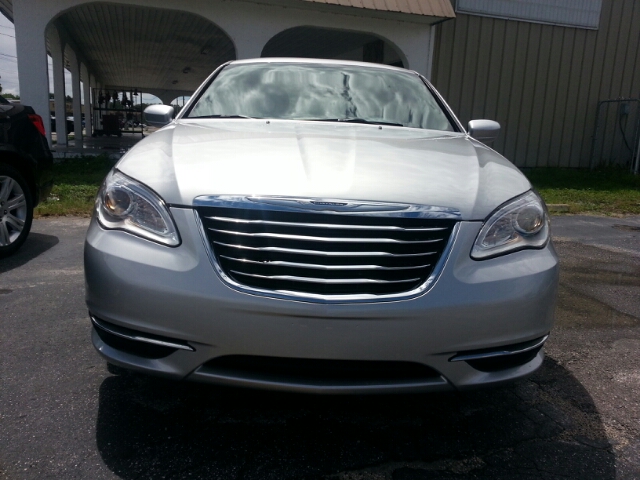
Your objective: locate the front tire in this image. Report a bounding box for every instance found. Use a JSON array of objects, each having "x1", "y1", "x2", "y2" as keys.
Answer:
[{"x1": 0, "y1": 165, "x2": 34, "y2": 257}]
